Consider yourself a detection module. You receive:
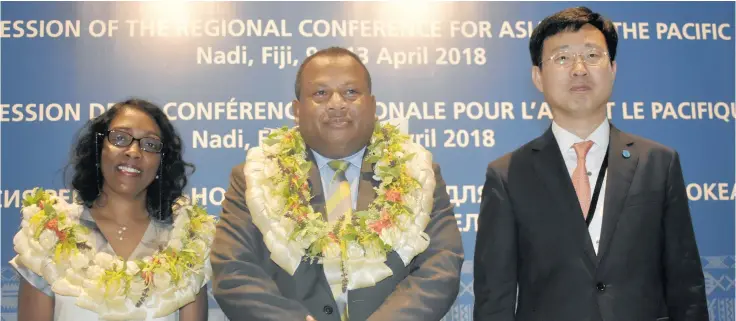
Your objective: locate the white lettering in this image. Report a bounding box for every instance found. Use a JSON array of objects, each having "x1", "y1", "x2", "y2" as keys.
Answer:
[
  {"x1": 192, "y1": 129, "x2": 250, "y2": 150},
  {"x1": 687, "y1": 183, "x2": 735, "y2": 201},
  {"x1": 656, "y1": 22, "x2": 732, "y2": 40},
  {"x1": 0, "y1": 103, "x2": 81, "y2": 122},
  {"x1": 453, "y1": 102, "x2": 514, "y2": 120},
  {"x1": 375, "y1": 102, "x2": 446, "y2": 120},
  {"x1": 298, "y1": 19, "x2": 442, "y2": 38},
  {"x1": 0, "y1": 189, "x2": 79, "y2": 208},
  {"x1": 0, "y1": 20, "x2": 81, "y2": 38},
  {"x1": 651, "y1": 102, "x2": 735, "y2": 122},
  {"x1": 163, "y1": 101, "x2": 293, "y2": 121},
  {"x1": 190, "y1": 188, "x2": 226, "y2": 206}
]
